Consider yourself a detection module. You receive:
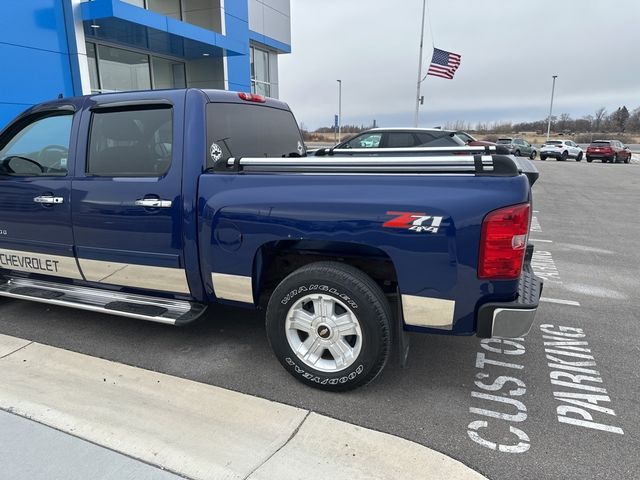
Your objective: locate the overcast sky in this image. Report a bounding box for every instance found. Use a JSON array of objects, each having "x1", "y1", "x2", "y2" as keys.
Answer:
[{"x1": 279, "y1": 0, "x2": 640, "y2": 130}]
